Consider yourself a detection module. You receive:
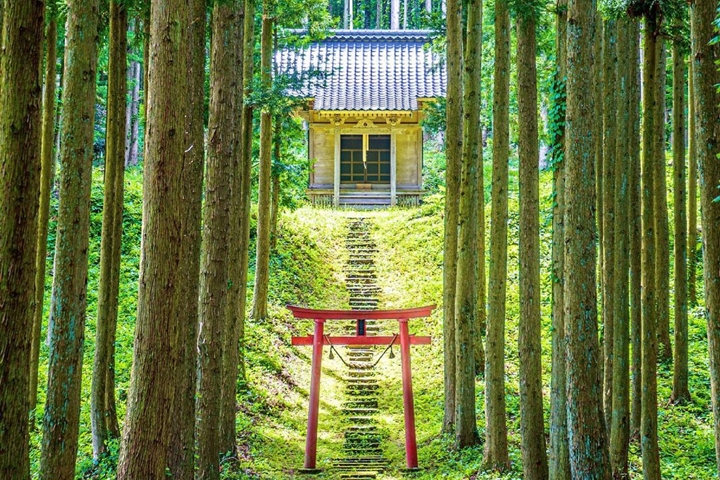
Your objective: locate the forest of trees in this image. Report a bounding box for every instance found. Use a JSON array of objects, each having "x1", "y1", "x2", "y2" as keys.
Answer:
[{"x1": 1, "y1": 0, "x2": 719, "y2": 478}]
